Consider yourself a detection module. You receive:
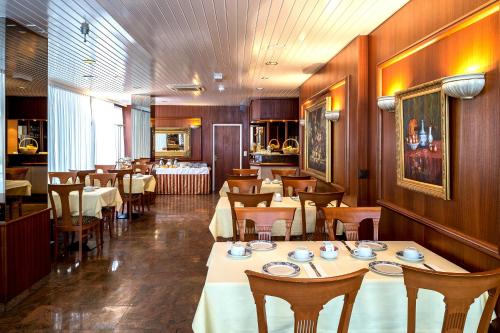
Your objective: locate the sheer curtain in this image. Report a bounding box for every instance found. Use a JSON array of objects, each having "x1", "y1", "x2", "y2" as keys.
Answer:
[
  {"x1": 92, "y1": 98, "x2": 124, "y2": 164},
  {"x1": 48, "y1": 85, "x2": 93, "y2": 171},
  {"x1": 132, "y1": 108, "x2": 150, "y2": 159}
]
